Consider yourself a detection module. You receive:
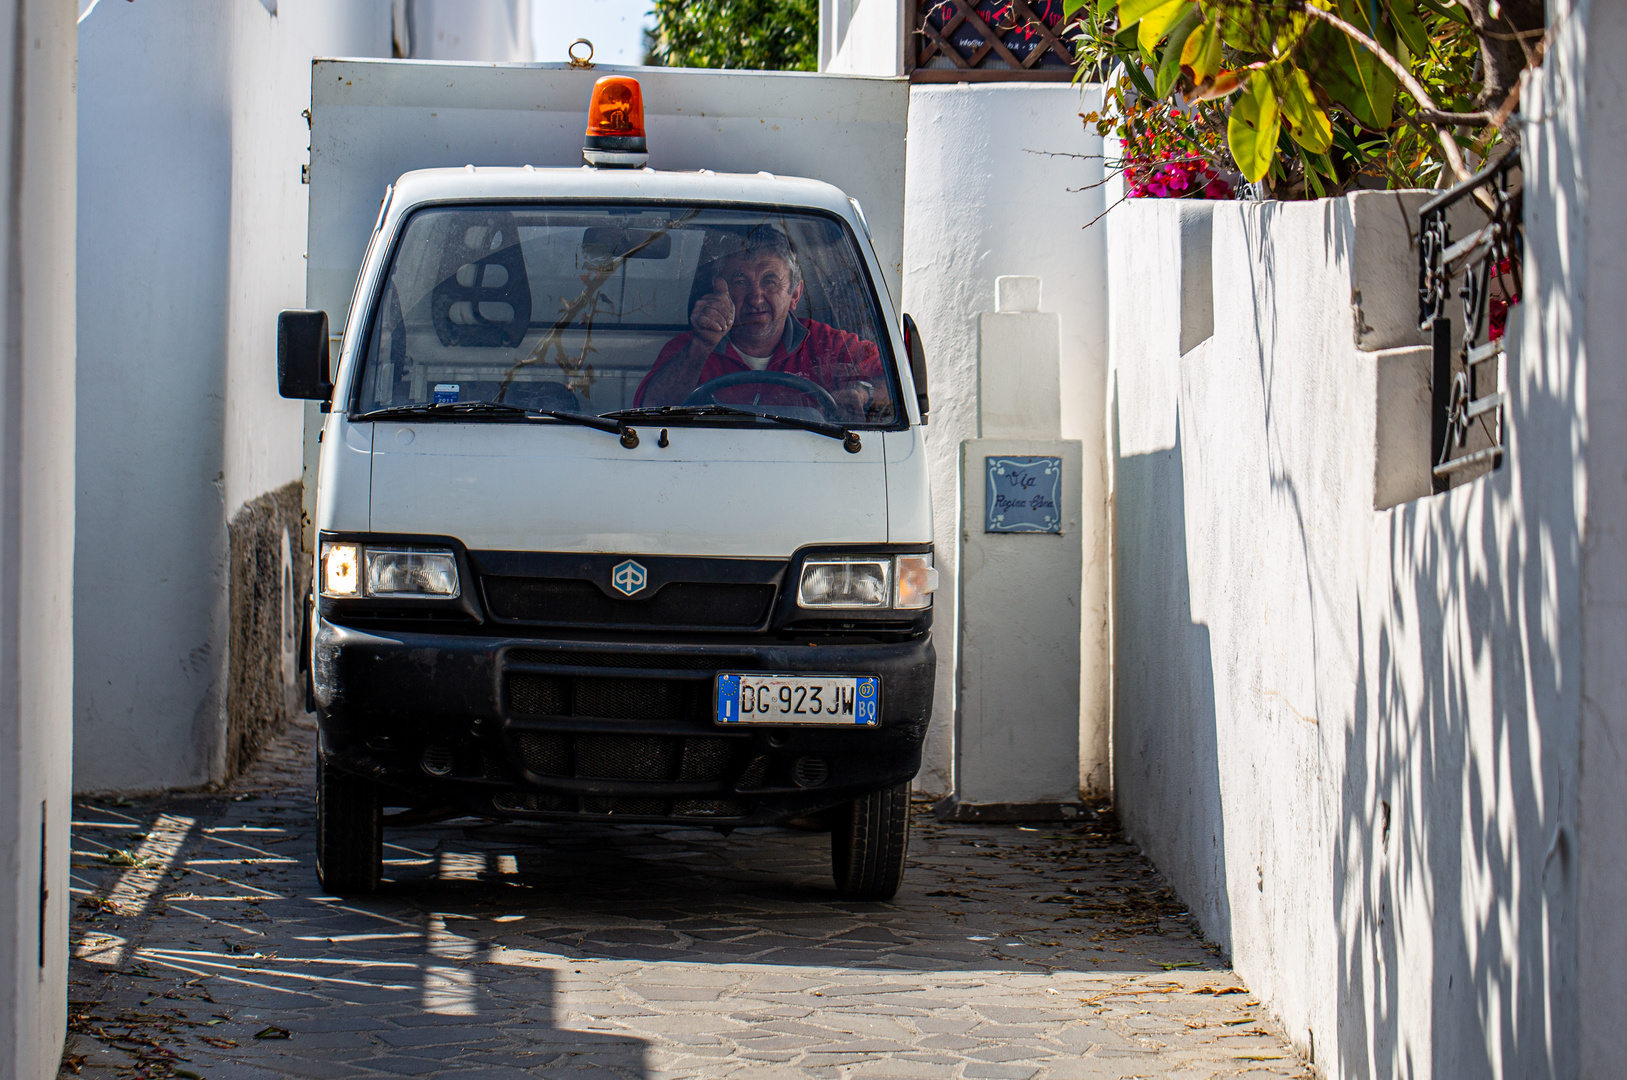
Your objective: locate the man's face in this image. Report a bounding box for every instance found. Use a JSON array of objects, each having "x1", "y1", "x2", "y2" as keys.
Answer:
[{"x1": 722, "y1": 252, "x2": 802, "y2": 337}]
